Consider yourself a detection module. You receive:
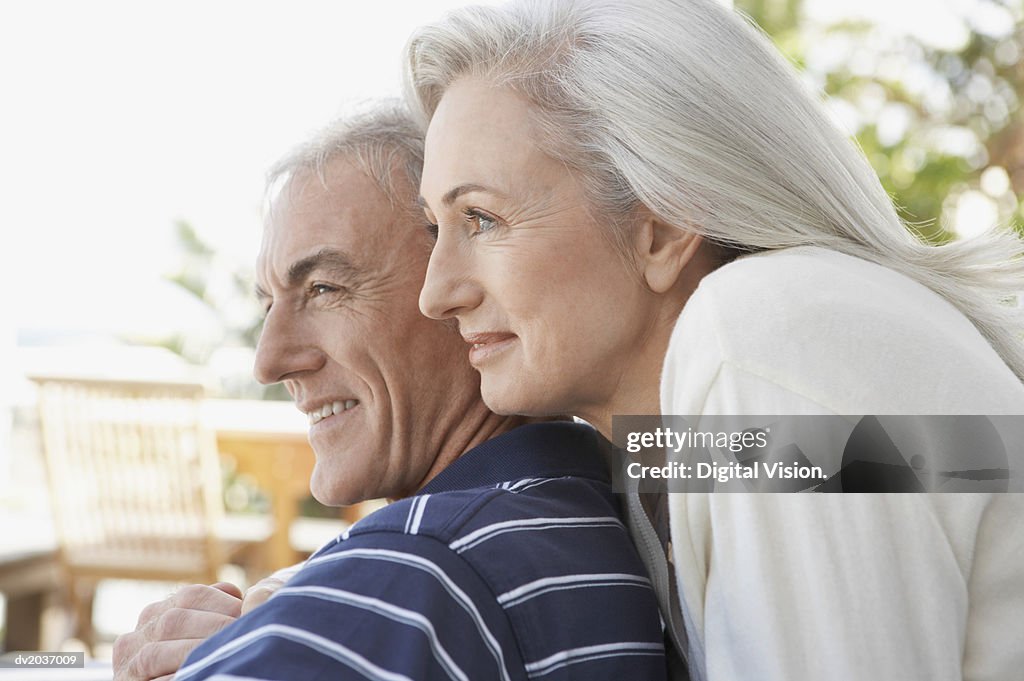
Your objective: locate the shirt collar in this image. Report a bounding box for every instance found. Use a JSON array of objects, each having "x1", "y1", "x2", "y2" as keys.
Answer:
[{"x1": 419, "y1": 421, "x2": 611, "y2": 495}]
